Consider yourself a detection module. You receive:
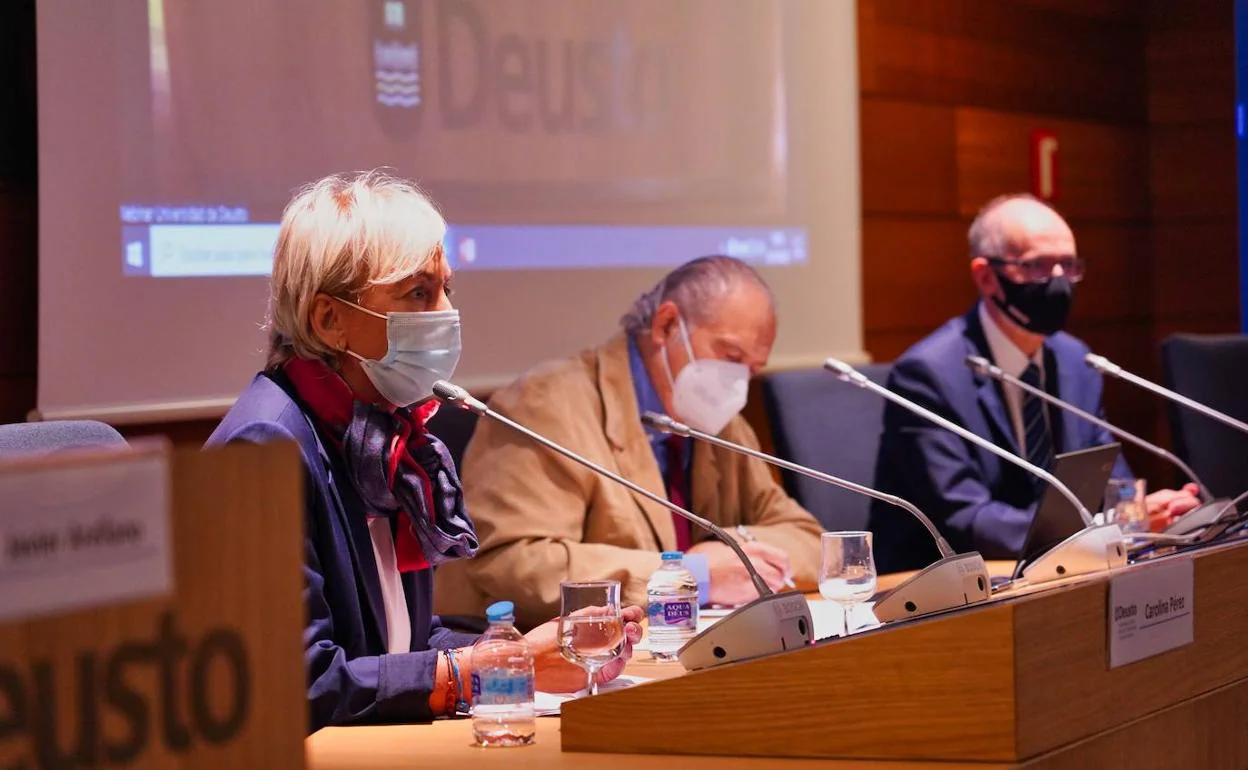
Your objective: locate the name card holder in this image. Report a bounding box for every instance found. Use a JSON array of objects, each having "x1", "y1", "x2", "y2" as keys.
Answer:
[{"x1": 0, "y1": 440, "x2": 306, "y2": 770}]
